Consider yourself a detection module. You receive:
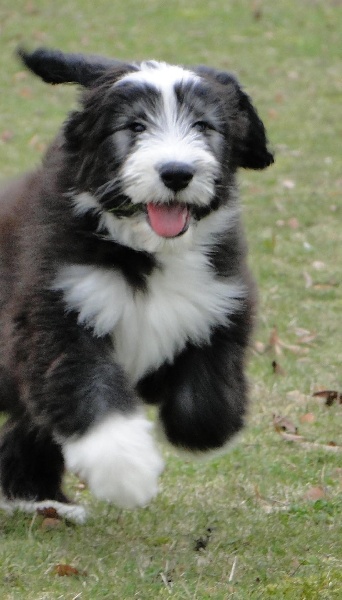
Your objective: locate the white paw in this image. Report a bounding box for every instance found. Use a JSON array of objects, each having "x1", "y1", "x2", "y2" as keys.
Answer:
[
  {"x1": 62, "y1": 413, "x2": 164, "y2": 509},
  {"x1": 0, "y1": 495, "x2": 87, "y2": 524}
]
